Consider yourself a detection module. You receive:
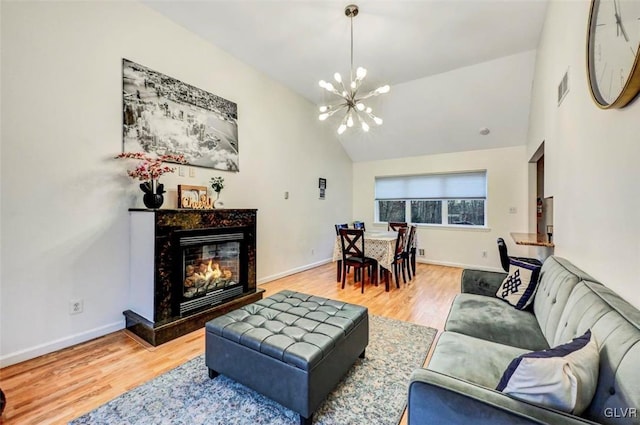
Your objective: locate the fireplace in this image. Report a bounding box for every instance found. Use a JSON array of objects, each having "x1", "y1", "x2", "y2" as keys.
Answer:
[
  {"x1": 124, "y1": 209, "x2": 263, "y2": 346},
  {"x1": 175, "y1": 227, "x2": 249, "y2": 316}
]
